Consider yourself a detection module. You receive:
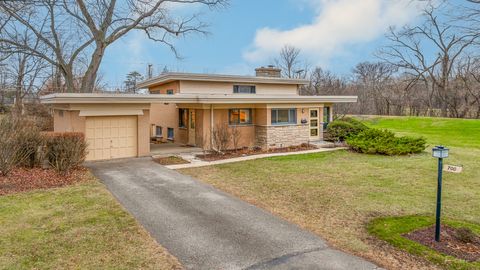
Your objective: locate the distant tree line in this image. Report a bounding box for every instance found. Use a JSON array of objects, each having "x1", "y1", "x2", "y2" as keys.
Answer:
[{"x1": 275, "y1": 1, "x2": 480, "y2": 119}]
